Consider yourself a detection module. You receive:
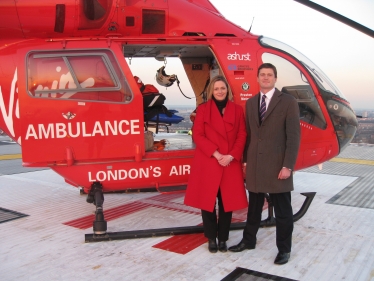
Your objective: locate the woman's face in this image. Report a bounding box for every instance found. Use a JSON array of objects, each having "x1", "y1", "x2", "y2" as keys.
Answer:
[{"x1": 212, "y1": 80, "x2": 228, "y2": 101}]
